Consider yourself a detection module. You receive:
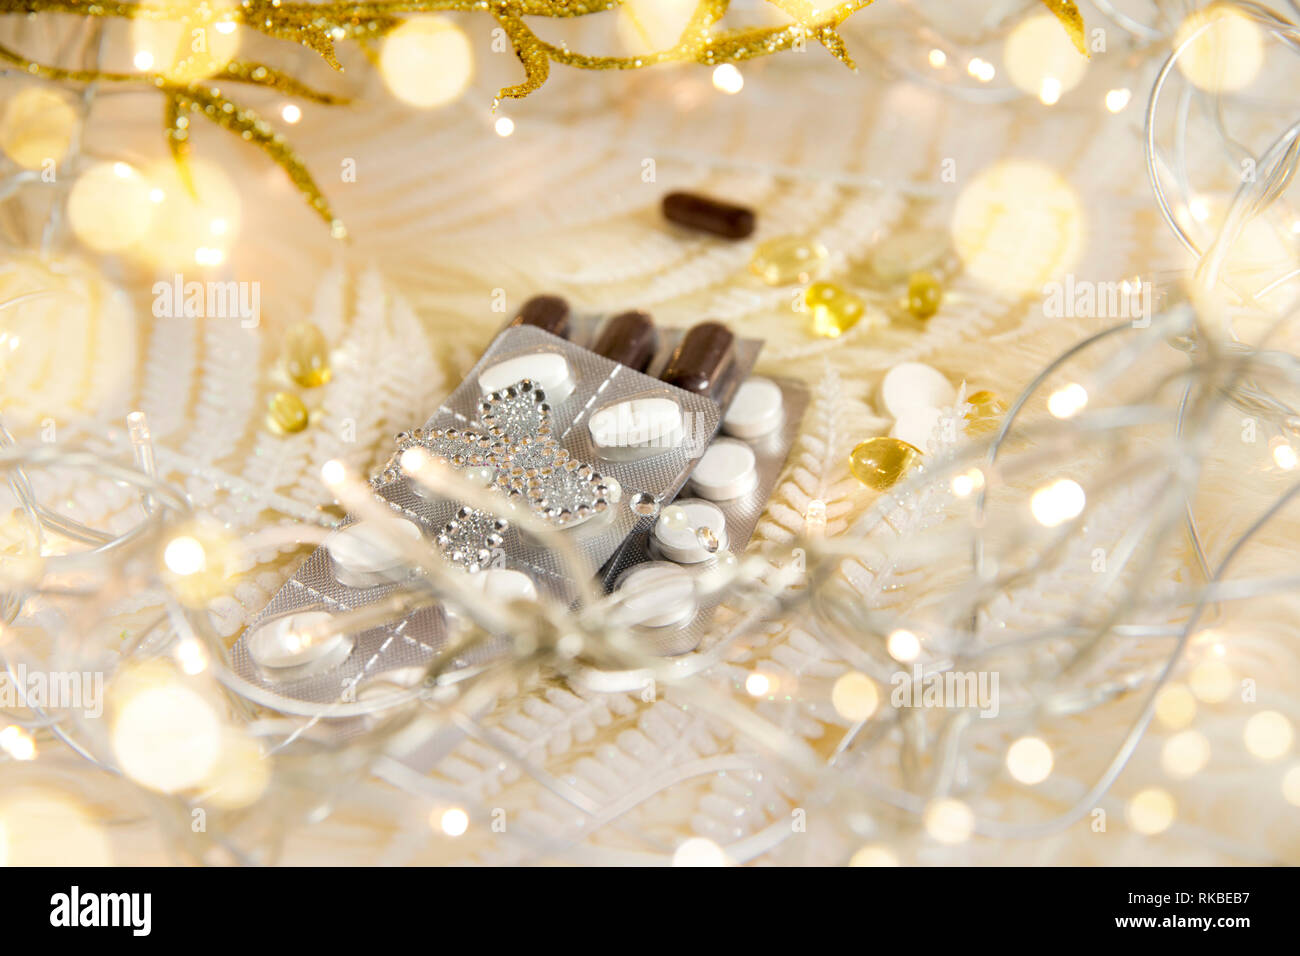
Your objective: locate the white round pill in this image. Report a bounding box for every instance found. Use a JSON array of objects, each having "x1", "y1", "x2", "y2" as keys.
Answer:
[
  {"x1": 723, "y1": 377, "x2": 784, "y2": 439},
  {"x1": 889, "y1": 406, "x2": 943, "y2": 453},
  {"x1": 653, "y1": 498, "x2": 728, "y2": 564},
  {"x1": 463, "y1": 567, "x2": 538, "y2": 603},
  {"x1": 690, "y1": 439, "x2": 758, "y2": 500},
  {"x1": 613, "y1": 562, "x2": 697, "y2": 628},
  {"x1": 879, "y1": 362, "x2": 956, "y2": 418},
  {"x1": 247, "y1": 611, "x2": 353, "y2": 673},
  {"x1": 478, "y1": 351, "x2": 575, "y2": 404},
  {"x1": 326, "y1": 517, "x2": 422, "y2": 587}
]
